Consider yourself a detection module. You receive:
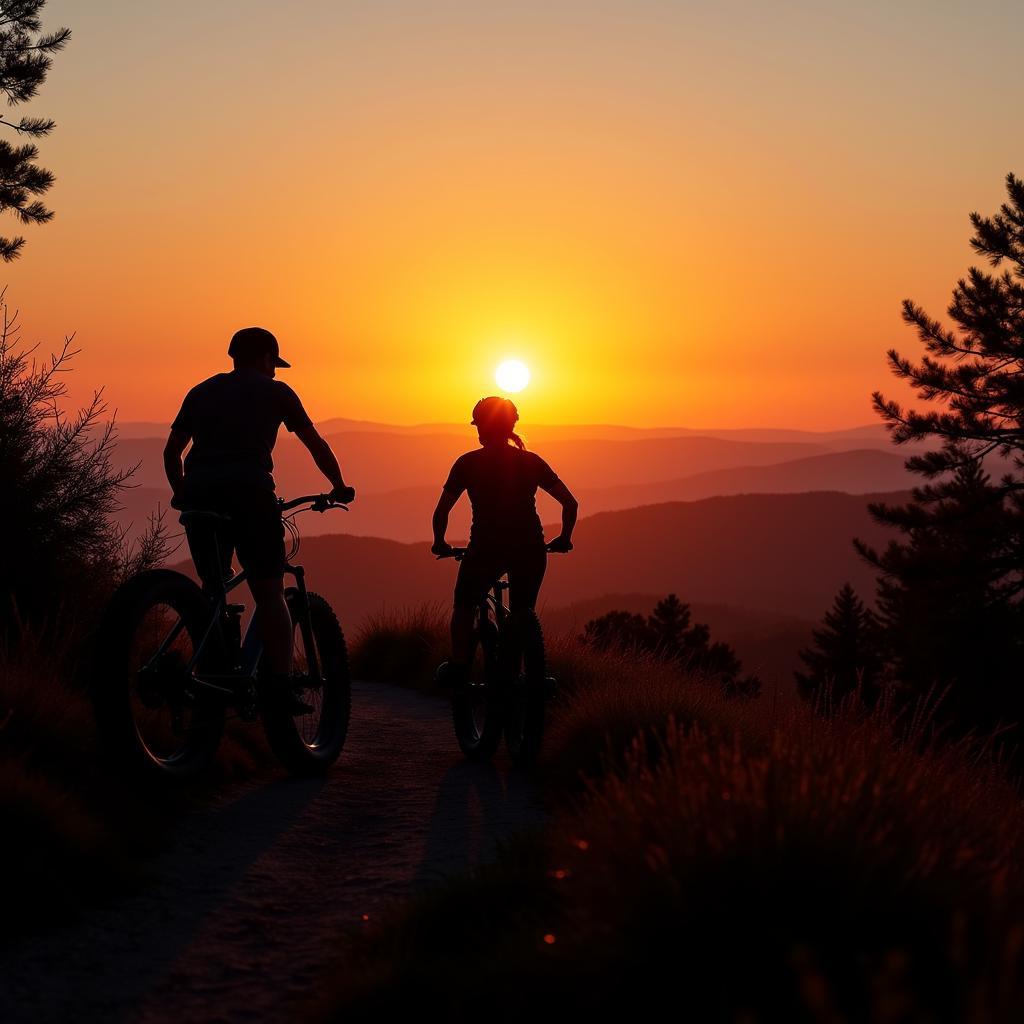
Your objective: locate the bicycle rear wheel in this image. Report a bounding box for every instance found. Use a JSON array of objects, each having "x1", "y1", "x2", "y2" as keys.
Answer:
[
  {"x1": 501, "y1": 609, "x2": 547, "y2": 767},
  {"x1": 452, "y1": 615, "x2": 503, "y2": 760},
  {"x1": 91, "y1": 569, "x2": 226, "y2": 782},
  {"x1": 261, "y1": 590, "x2": 351, "y2": 776}
]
